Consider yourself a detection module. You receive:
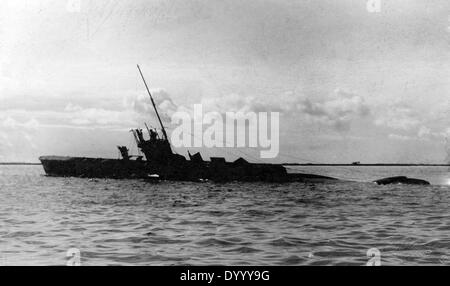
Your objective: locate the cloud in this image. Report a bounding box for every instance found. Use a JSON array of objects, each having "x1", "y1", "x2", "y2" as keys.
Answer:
[
  {"x1": 388, "y1": 134, "x2": 413, "y2": 141},
  {"x1": 200, "y1": 93, "x2": 256, "y2": 113},
  {"x1": 297, "y1": 89, "x2": 371, "y2": 131},
  {"x1": 387, "y1": 125, "x2": 450, "y2": 142},
  {"x1": 63, "y1": 103, "x2": 137, "y2": 127},
  {"x1": 417, "y1": 126, "x2": 431, "y2": 138},
  {"x1": 205, "y1": 88, "x2": 371, "y2": 132},
  {"x1": 199, "y1": 88, "x2": 371, "y2": 131},
  {"x1": 1, "y1": 116, "x2": 40, "y2": 130},
  {"x1": 375, "y1": 104, "x2": 421, "y2": 131},
  {"x1": 119, "y1": 87, "x2": 371, "y2": 140},
  {"x1": 123, "y1": 88, "x2": 180, "y2": 126},
  {"x1": 132, "y1": 87, "x2": 372, "y2": 132},
  {"x1": 0, "y1": 116, "x2": 41, "y2": 161}
]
